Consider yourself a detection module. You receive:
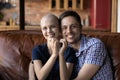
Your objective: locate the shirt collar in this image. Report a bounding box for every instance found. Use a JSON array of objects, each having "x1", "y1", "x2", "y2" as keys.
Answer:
[{"x1": 76, "y1": 34, "x2": 88, "y2": 57}]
